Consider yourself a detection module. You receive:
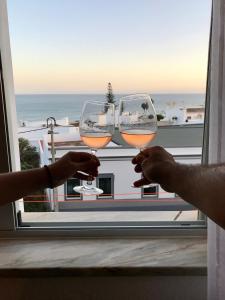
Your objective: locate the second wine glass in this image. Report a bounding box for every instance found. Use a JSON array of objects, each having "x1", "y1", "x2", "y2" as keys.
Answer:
[
  {"x1": 74, "y1": 101, "x2": 115, "y2": 195},
  {"x1": 119, "y1": 94, "x2": 157, "y2": 186}
]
